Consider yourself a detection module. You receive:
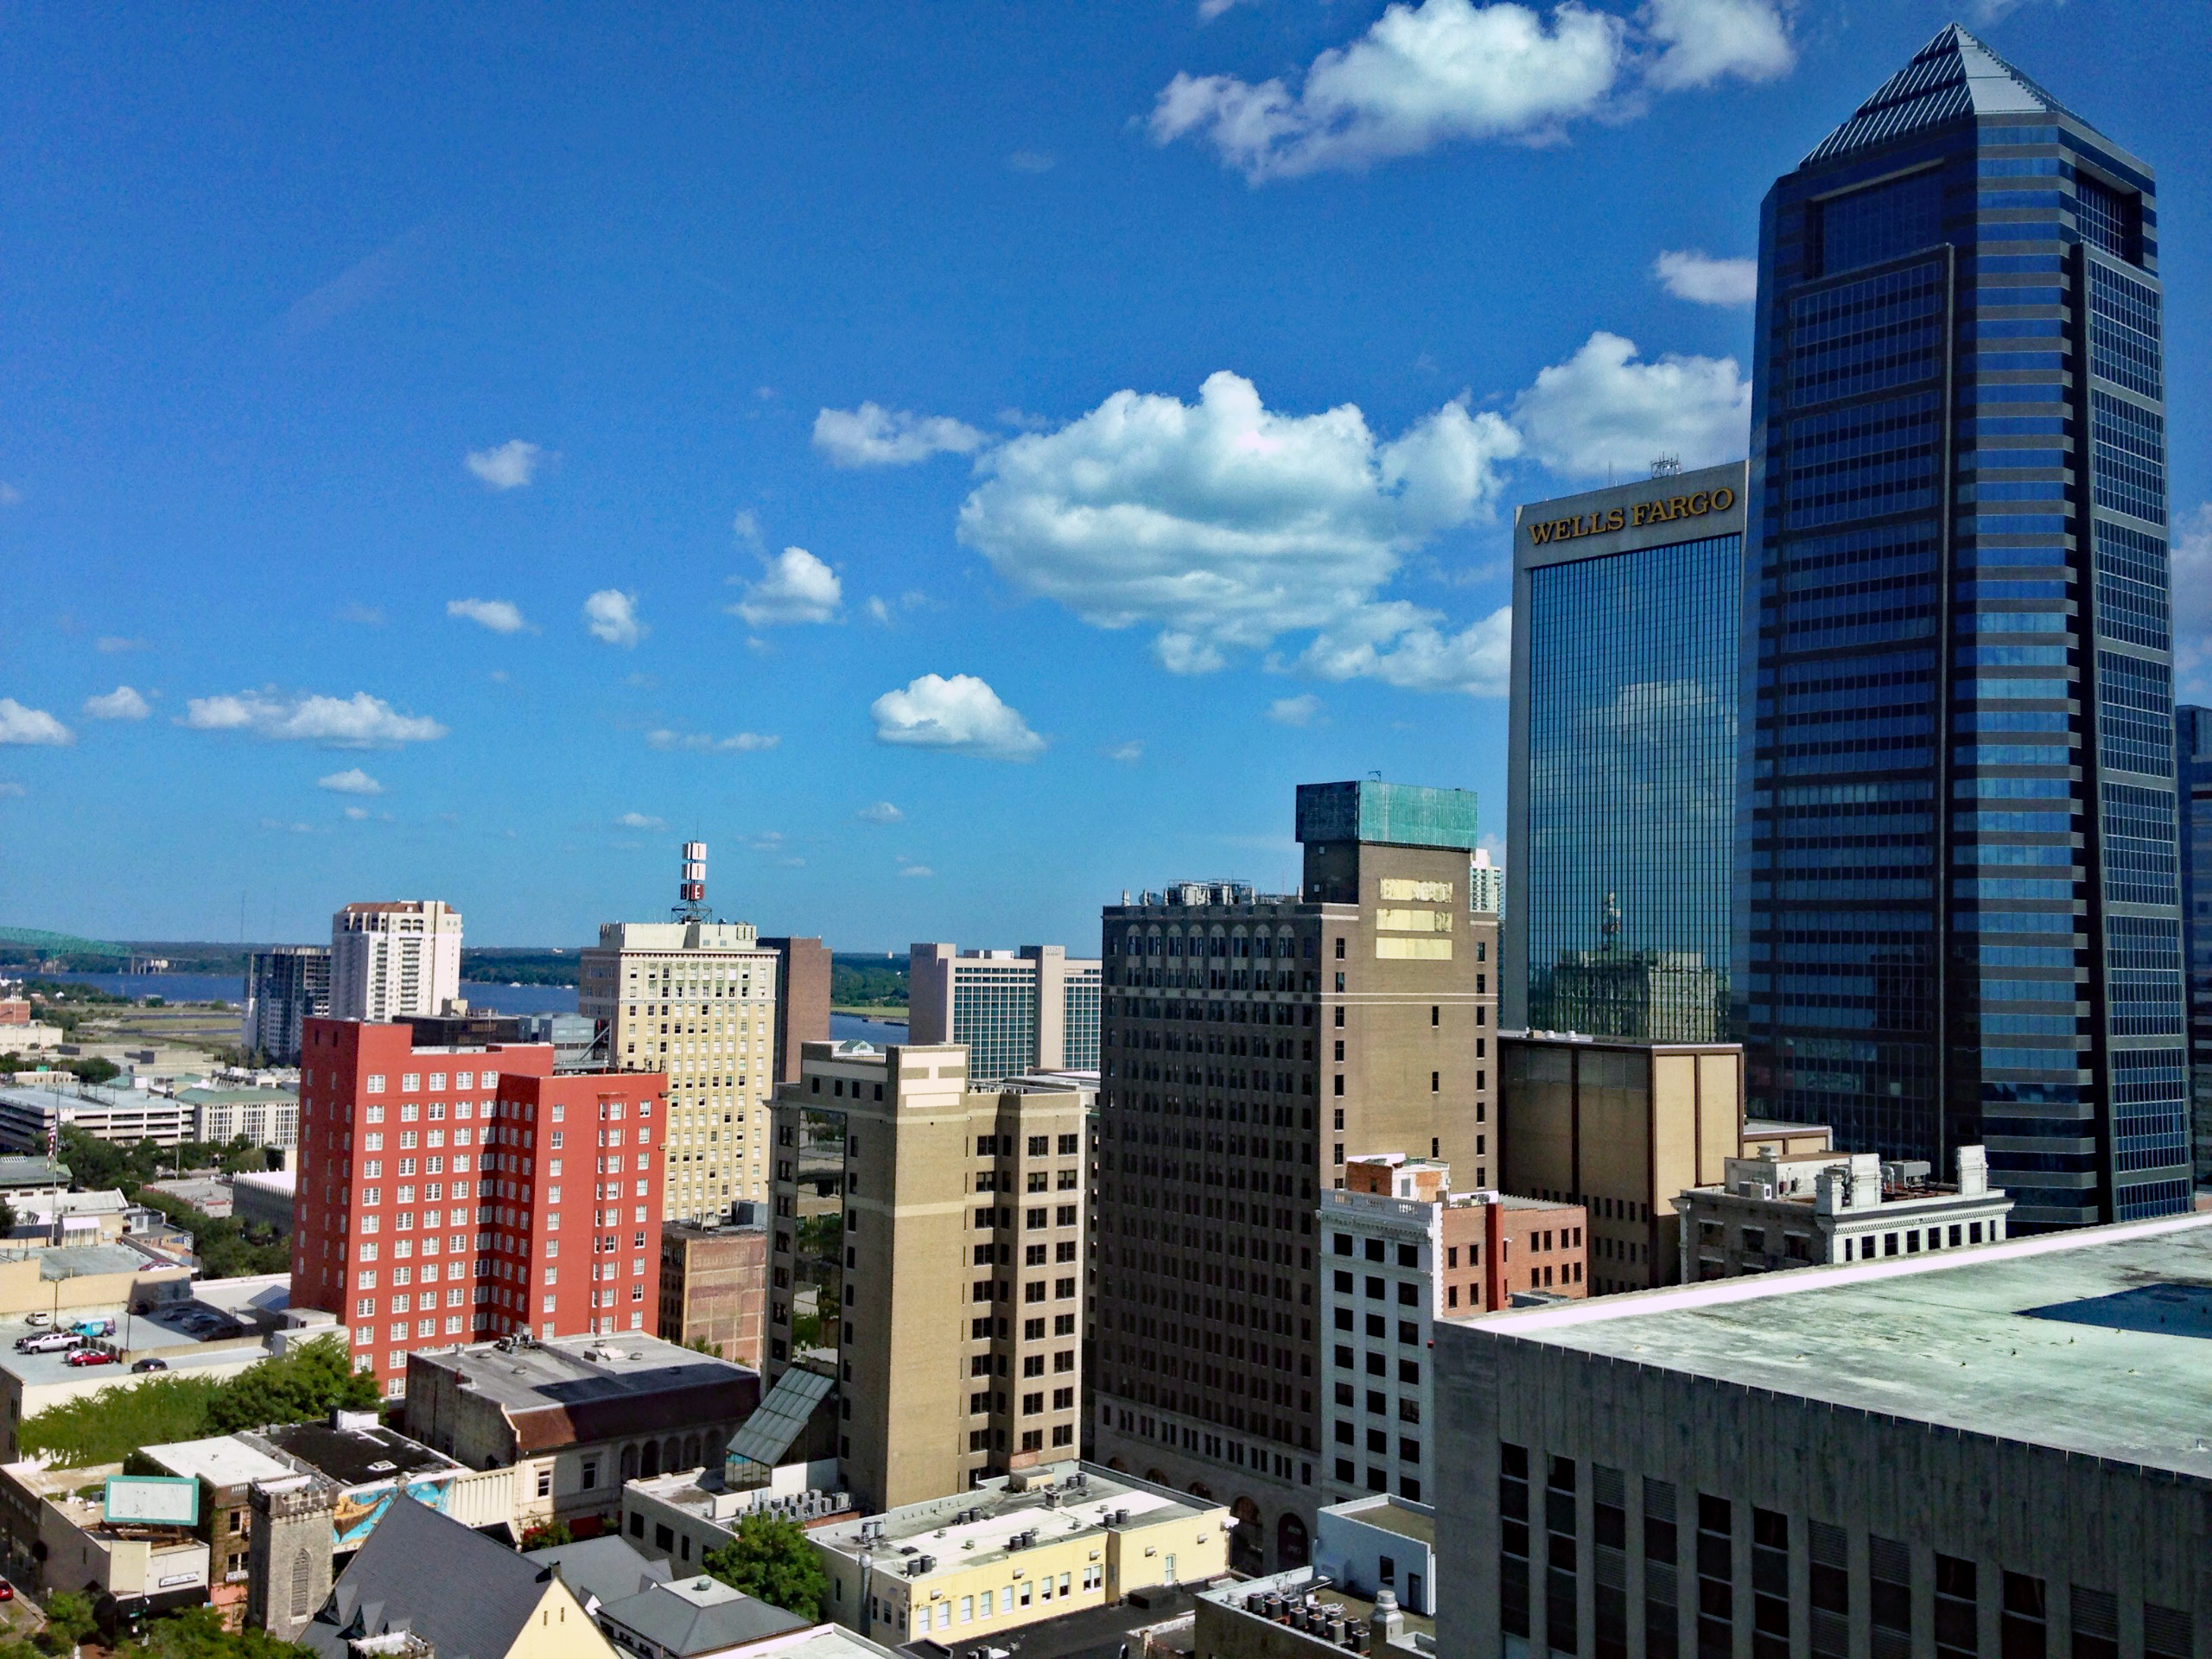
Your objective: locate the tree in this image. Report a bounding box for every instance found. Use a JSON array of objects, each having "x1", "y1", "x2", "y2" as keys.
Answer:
[
  {"x1": 37, "y1": 1591, "x2": 99, "y2": 1653},
  {"x1": 520, "y1": 1520, "x2": 574, "y2": 1551},
  {"x1": 119, "y1": 1605, "x2": 311, "y2": 1659},
  {"x1": 0, "y1": 1197, "x2": 15, "y2": 1237},
  {"x1": 67, "y1": 1057, "x2": 121, "y2": 1086},
  {"x1": 203, "y1": 1336, "x2": 378, "y2": 1433},
  {"x1": 702, "y1": 1513, "x2": 830, "y2": 1621}
]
